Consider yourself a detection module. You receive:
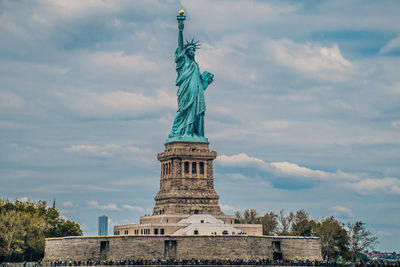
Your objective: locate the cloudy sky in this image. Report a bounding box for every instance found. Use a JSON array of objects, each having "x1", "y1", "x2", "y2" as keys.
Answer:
[{"x1": 1, "y1": 0, "x2": 399, "y2": 252}]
